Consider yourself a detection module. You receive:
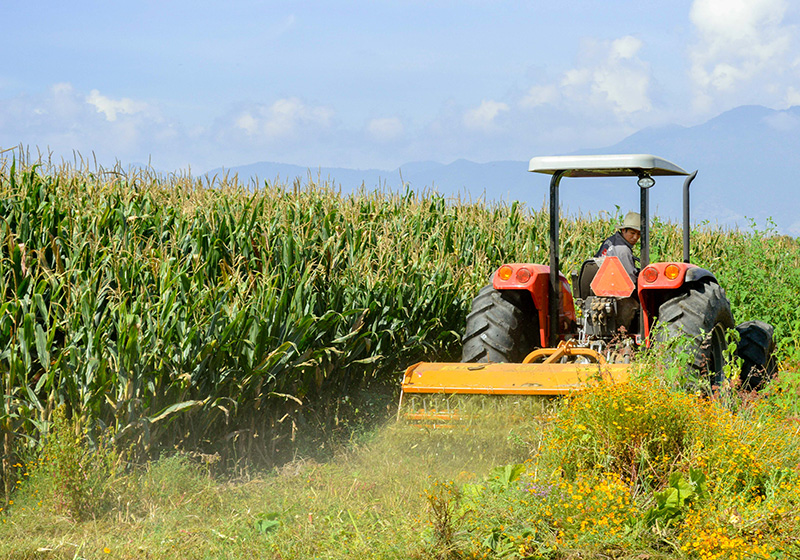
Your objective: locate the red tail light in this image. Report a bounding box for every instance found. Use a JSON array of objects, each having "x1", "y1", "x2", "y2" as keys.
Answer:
[
  {"x1": 642, "y1": 267, "x2": 658, "y2": 283},
  {"x1": 516, "y1": 267, "x2": 532, "y2": 283}
]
